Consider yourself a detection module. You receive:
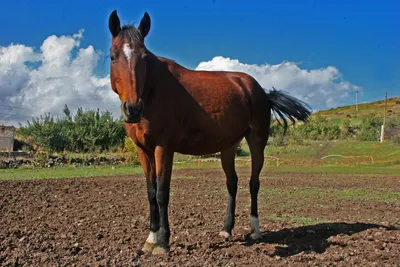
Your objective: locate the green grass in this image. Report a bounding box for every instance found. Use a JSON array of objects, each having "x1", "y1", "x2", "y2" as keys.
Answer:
[
  {"x1": 263, "y1": 165, "x2": 400, "y2": 176},
  {"x1": 264, "y1": 214, "x2": 332, "y2": 226},
  {"x1": 307, "y1": 96, "x2": 400, "y2": 132},
  {"x1": 325, "y1": 140, "x2": 399, "y2": 156},
  {"x1": 259, "y1": 187, "x2": 400, "y2": 205},
  {"x1": 2, "y1": 140, "x2": 400, "y2": 180},
  {"x1": 262, "y1": 140, "x2": 400, "y2": 166},
  {"x1": 315, "y1": 96, "x2": 400, "y2": 120},
  {"x1": 0, "y1": 163, "x2": 214, "y2": 180},
  {"x1": 1, "y1": 161, "x2": 400, "y2": 181},
  {"x1": 334, "y1": 188, "x2": 400, "y2": 203},
  {"x1": 259, "y1": 181, "x2": 400, "y2": 226},
  {"x1": 0, "y1": 165, "x2": 144, "y2": 180},
  {"x1": 53, "y1": 140, "x2": 399, "y2": 168}
]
